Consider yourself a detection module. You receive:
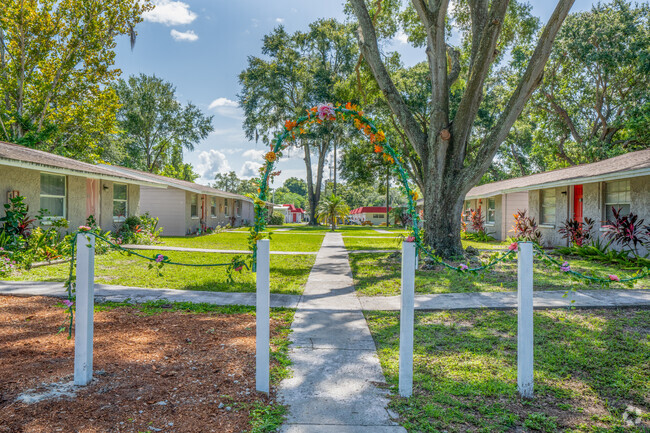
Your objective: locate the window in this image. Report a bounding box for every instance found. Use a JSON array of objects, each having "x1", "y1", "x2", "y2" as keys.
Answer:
[
  {"x1": 210, "y1": 197, "x2": 217, "y2": 218},
  {"x1": 604, "y1": 180, "x2": 630, "y2": 222},
  {"x1": 540, "y1": 189, "x2": 556, "y2": 225},
  {"x1": 224, "y1": 199, "x2": 229, "y2": 216},
  {"x1": 463, "y1": 200, "x2": 472, "y2": 221},
  {"x1": 40, "y1": 173, "x2": 66, "y2": 218},
  {"x1": 235, "y1": 200, "x2": 242, "y2": 217},
  {"x1": 113, "y1": 183, "x2": 128, "y2": 222},
  {"x1": 373, "y1": 214, "x2": 384, "y2": 219},
  {"x1": 190, "y1": 194, "x2": 198, "y2": 219},
  {"x1": 486, "y1": 198, "x2": 496, "y2": 224}
]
